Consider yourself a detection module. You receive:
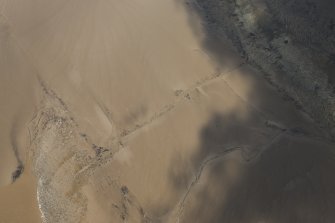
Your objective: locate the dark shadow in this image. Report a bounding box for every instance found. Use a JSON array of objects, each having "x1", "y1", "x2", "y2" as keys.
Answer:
[
  {"x1": 168, "y1": 111, "x2": 335, "y2": 222},
  {"x1": 165, "y1": 0, "x2": 335, "y2": 222},
  {"x1": 182, "y1": 126, "x2": 335, "y2": 222},
  {"x1": 183, "y1": 0, "x2": 335, "y2": 63},
  {"x1": 180, "y1": 0, "x2": 335, "y2": 129}
]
